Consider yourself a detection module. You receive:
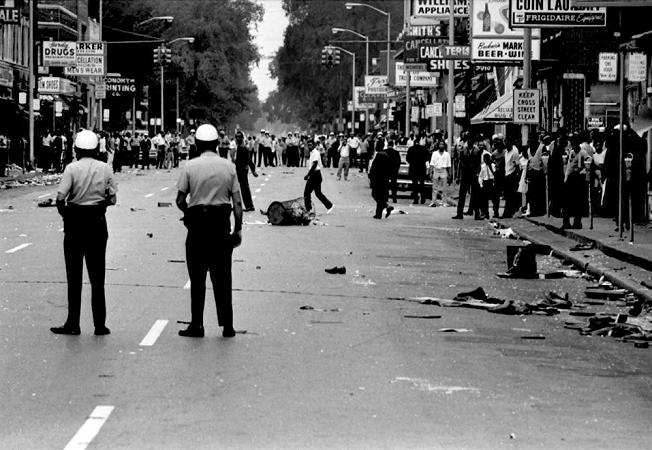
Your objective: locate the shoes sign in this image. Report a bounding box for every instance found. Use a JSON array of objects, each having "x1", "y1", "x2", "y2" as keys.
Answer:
[{"x1": 509, "y1": 0, "x2": 606, "y2": 28}]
